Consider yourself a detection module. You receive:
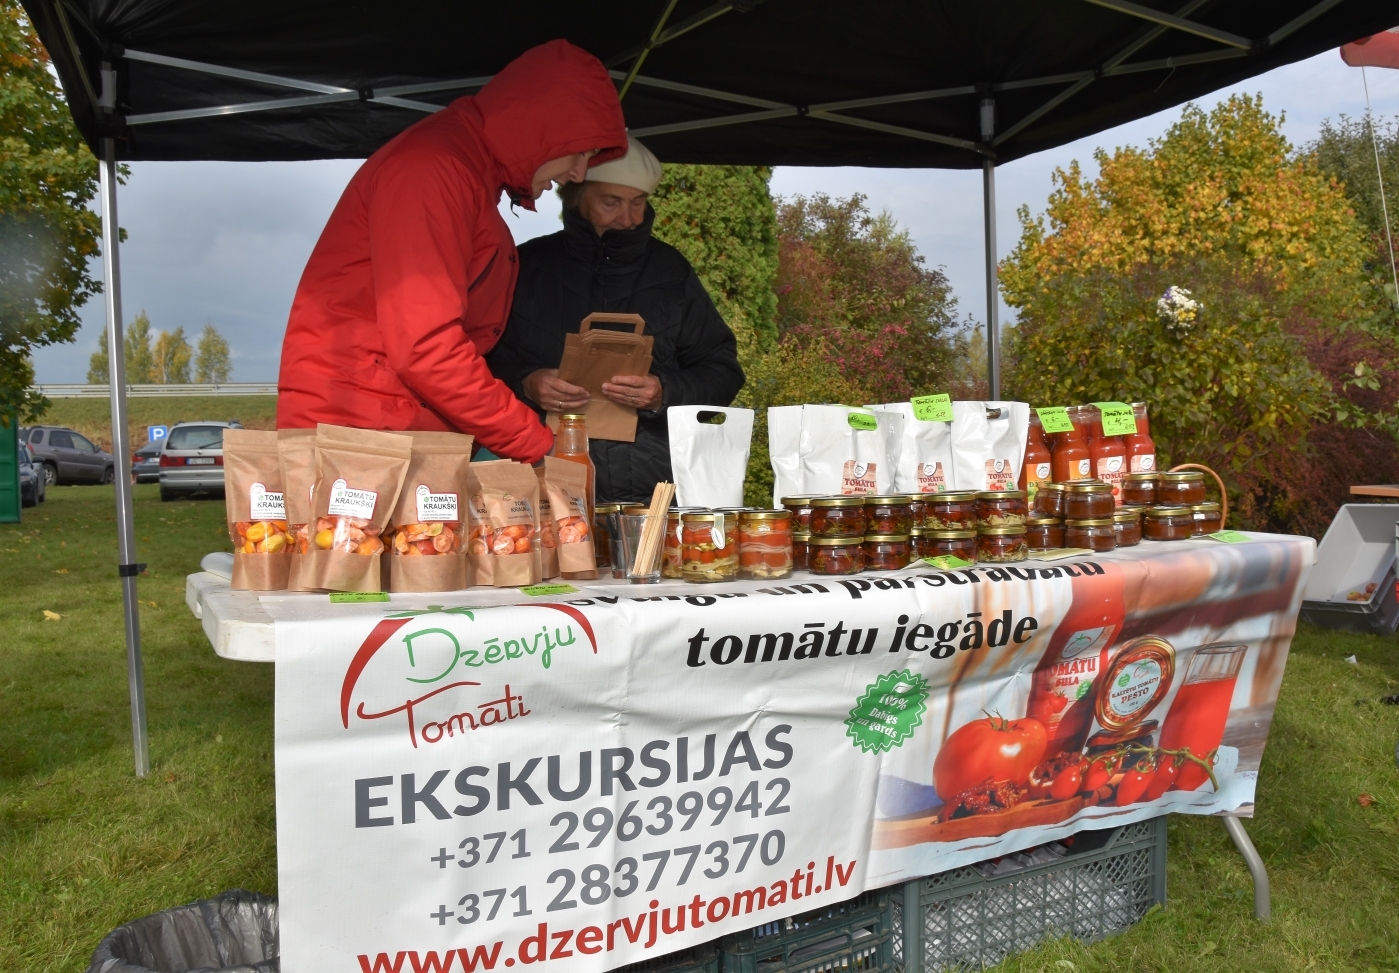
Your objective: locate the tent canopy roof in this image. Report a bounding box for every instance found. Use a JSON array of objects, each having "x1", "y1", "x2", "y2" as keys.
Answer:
[{"x1": 22, "y1": 0, "x2": 1399, "y2": 167}]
